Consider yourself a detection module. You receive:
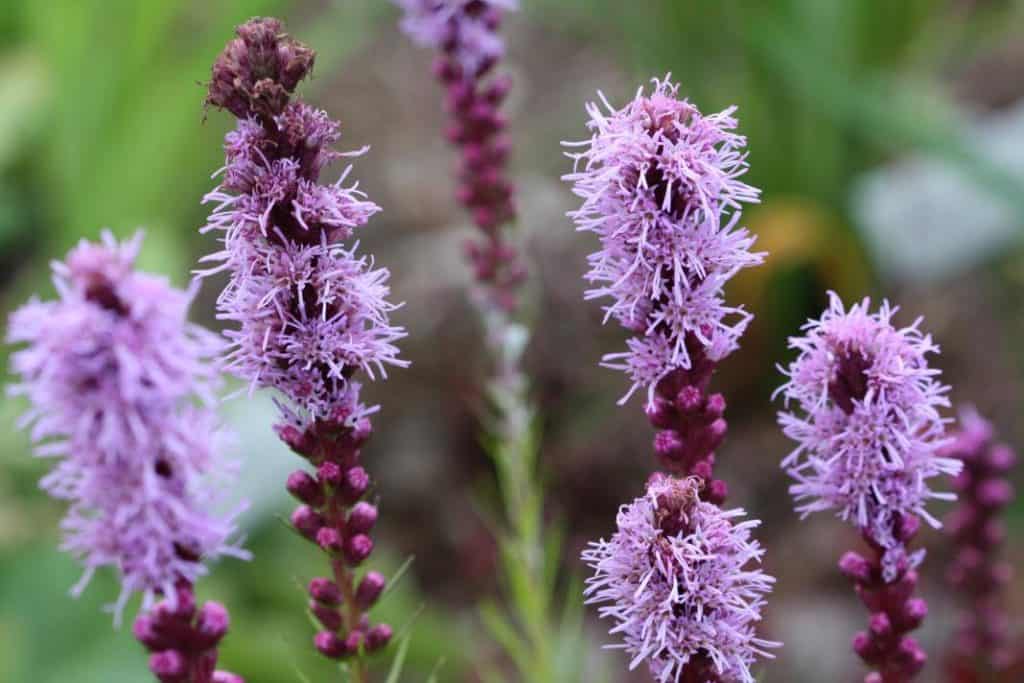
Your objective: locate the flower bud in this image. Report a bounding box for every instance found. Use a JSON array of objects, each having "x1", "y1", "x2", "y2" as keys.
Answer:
[
  {"x1": 838, "y1": 552, "x2": 872, "y2": 584},
  {"x1": 675, "y1": 385, "x2": 703, "y2": 413},
  {"x1": 314, "y1": 631, "x2": 347, "y2": 659},
  {"x1": 291, "y1": 505, "x2": 324, "y2": 540},
  {"x1": 902, "y1": 598, "x2": 927, "y2": 629},
  {"x1": 150, "y1": 650, "x2": 188, "y2": 682},
  {"x1": 344, "y1": 534, "x2": 374, "y2": 566},
  {"x1": 347, "y1": 502, "x2": 378, "y2": 534},
  {"x1": 286, "y1": 470, "x2": 323, "y2": 506},
  {"x1": 868, "y1": 612, "x2": 891, "y2": 639},
  {"x1": 978, "y1": 479, "x2": 1013, "y2": 508},
  {"x1": 316, "y1": 527, "x2": 343, "y2": 552},
  {"x1": 653, "y1": 430, "x2": 685, "y2": 462},
  {"x1": 704, "y1": 393, "x2": 726, "y2": 418},
  {"x1": 897, "y1": 636, "x2": 927, "y2": 674},
  {"x1": 341, "y1": 466, "x2": 370, "y2": 503},
  {"x1": 355, "y1": 571, "x2": 387, "y2": 609},
  {"x1": 365, "y1": 623, "x2": 393, "y2": 652},
  {"x1": 310, "y1": 600, "x2": 342, "y2": 631},
  {"x1": 194, "y1": 601, "x2": 230, "y2": 649},
  {"x1": 308, "y1": 577, "x2": 342, "y2": 605},
  {"x1": 852, "y1": 631, "x2": 875, "y2": 662},
  {"x1": 317, "y1": 461, "x2": 343, "y2": 487}
]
